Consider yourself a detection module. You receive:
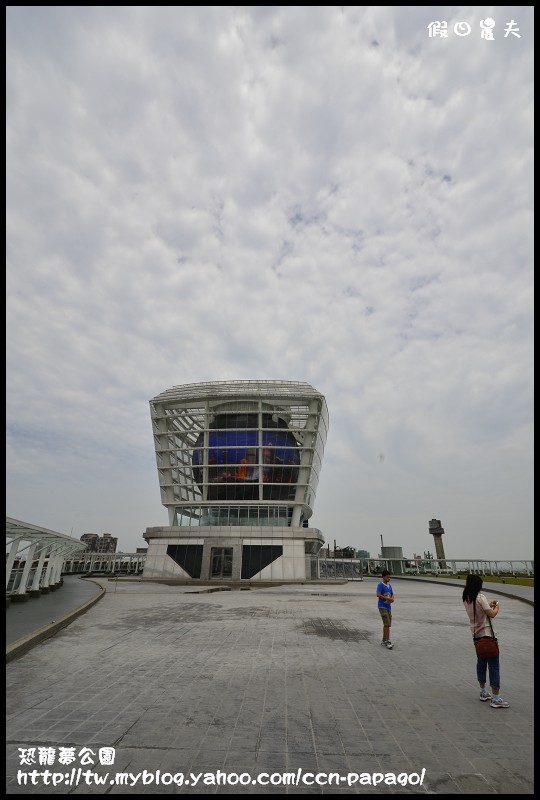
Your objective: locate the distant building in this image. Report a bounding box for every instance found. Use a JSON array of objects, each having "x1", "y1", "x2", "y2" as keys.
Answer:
[
  {"x1": 80, "y1": 533, "x2": 118, "y2": 553},
  {"x1": 356, "y1": 549, "x2": 370, "y2": 559}
]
